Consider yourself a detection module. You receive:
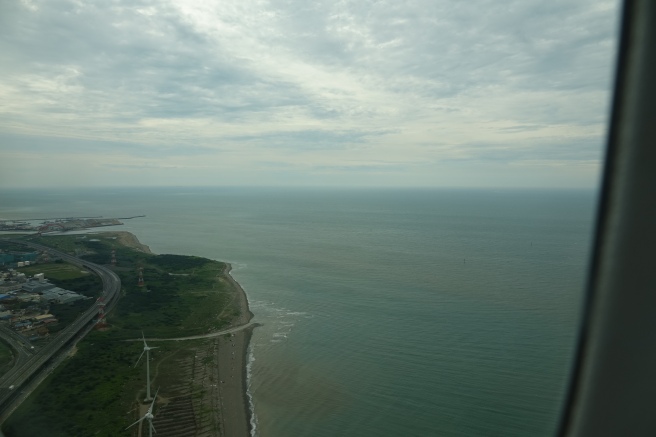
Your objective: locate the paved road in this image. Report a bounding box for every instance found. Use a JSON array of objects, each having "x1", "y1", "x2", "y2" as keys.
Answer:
[
  {"x1": 0, "y1": 326, "x2": 34, "y2": 386},
  {"x1": 130, "y1": 321, "x2": 257, "y2": 343},
  {"x1": 0, "y1": 239, "x2": 121, "y2": 420}
]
